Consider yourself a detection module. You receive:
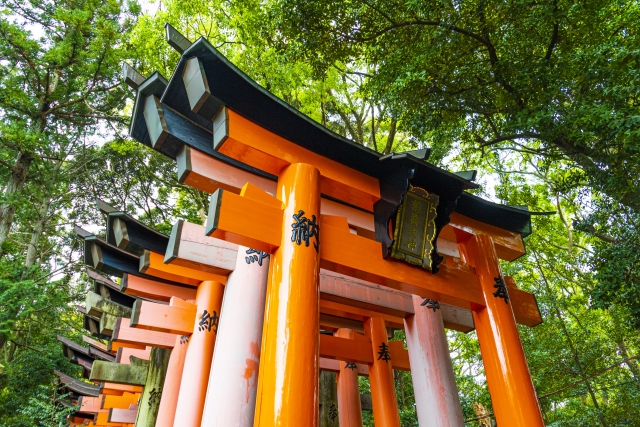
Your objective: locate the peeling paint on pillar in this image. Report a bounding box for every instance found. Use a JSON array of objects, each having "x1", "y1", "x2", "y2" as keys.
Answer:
[
  {"x1": 201, "y1": 245, "x2": 270, "y2": 427},
  {"x1": 405, "y1": 295, "x2": 464, "y2": 427}
]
